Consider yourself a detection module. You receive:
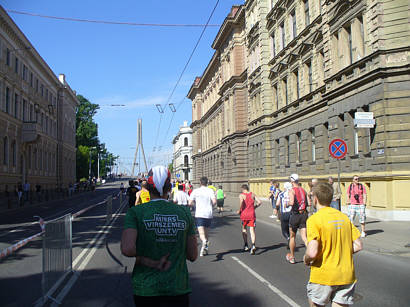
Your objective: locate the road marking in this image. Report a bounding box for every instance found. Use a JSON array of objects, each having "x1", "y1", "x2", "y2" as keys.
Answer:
[{"x1": 231, "y1": 256, "x2": 300, "y2": 307}]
